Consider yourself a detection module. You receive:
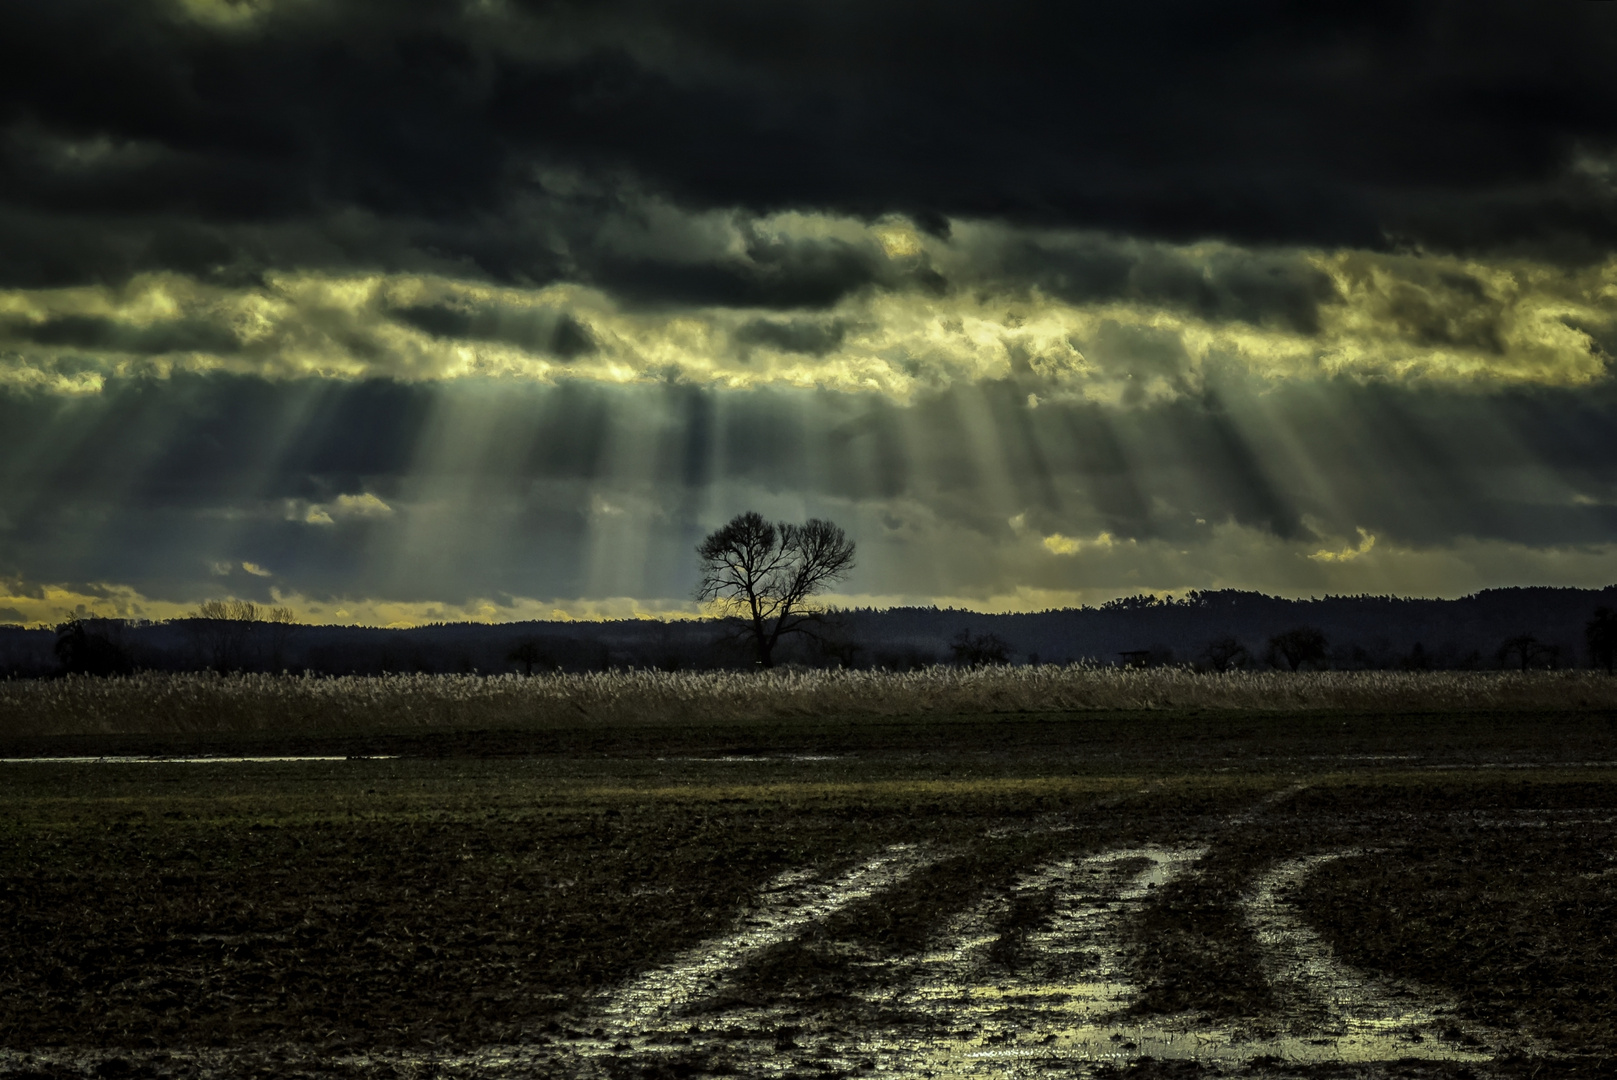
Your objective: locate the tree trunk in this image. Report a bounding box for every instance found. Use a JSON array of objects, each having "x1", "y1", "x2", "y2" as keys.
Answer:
[{"x1": 751, "y1": 622, "x2": 774, "y2": 667}]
